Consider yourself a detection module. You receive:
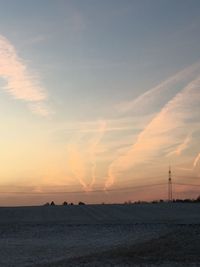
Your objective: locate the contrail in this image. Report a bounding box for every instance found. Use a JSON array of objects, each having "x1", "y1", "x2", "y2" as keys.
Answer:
[
  {"x1": 167, "y1": 134, "x2": 191, "y2": 157},
  {"x1": 177, "y1": 153, "x2": 200, "y2": 172},
  {"x1": 67, "y1": 144, "x2": 89, "y2": 191},
  {"x1": 89, "y1": 121, "x2": 106, "y2": 190},
  {"x1": 117, "y1": 62, "x2": 200, "y2": 114},
  {"x1": 105, "y1": 74, "x2": 200, "y2": 189},
  {"x1": 193, "y1": 153, "x2": 200, "y2": 168},
  {"x1": 67, "y1": 121, "x2": 106, "y2": 191}
]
